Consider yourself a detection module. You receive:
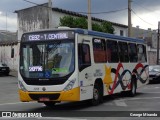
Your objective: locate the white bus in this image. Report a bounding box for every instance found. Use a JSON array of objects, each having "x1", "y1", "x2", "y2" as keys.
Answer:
[{"x1": 18, "y1": 28, "x2": 149, "y2": 106}]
